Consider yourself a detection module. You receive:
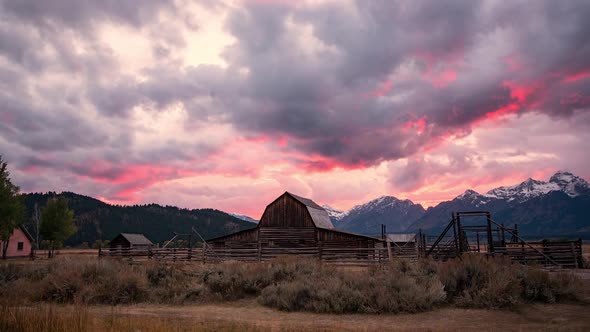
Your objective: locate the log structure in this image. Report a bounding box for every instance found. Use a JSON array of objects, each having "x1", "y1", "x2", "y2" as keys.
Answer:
[{"x1": 206, "y1": 192, "x2": 385, "y2": 262}]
